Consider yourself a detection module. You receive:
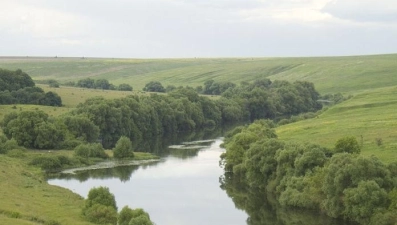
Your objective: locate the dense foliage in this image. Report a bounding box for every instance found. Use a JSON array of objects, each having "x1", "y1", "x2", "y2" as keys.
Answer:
[
  {"x1": 0, "y1": 68, "x2": 35, "y2": 91},
  {"x1": 82, "y1": 187, "x2": 154, "y2": 225},
  {"x1": 82, "y1": 186, "x2": 118, "y2": 224},
  {"x1": 118, "y1": 206, "x2": 153, "y2": 225},
  {"x1": 75, "y1": 78, "x2": 133, "y2": 91},
  {"x1": 70, "y1": 79, "x2": 321, "y2": 148},
  {"x1": 221, "y1": 121, "x2": 397, "y2": 225},
  {"x1": 0, "y1": 69, "x2": 62, "y2": 106},
  {"x1": 143, "y1": 81, "x2": 166, "y2": 92},
  {"x1": 1, "y1": 111, "x2": 101, "y2": 150},
  {"x1": 113, "y1": 136, "x2": 134, "y2": 159}
]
